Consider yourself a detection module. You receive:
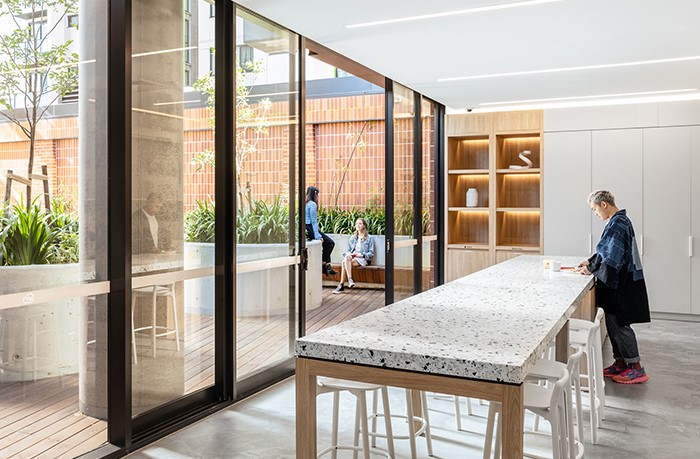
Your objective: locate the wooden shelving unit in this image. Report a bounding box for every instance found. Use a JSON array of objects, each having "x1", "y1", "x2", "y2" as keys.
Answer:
[{"x1": 445, "y1": 112, "x2": 543, "y2": 280}]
